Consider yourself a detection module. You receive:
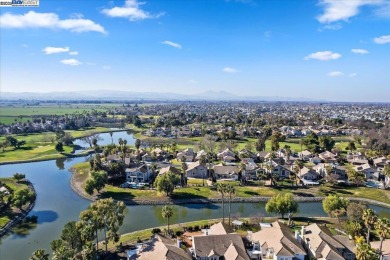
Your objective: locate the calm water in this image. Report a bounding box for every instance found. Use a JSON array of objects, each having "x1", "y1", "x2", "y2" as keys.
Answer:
[
  {"x1": 73, "y1": 130, "x2": 136, "y2": 148},
  {"x1": 1, "y1": 134, "x2": 389, "y2": 259}
]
